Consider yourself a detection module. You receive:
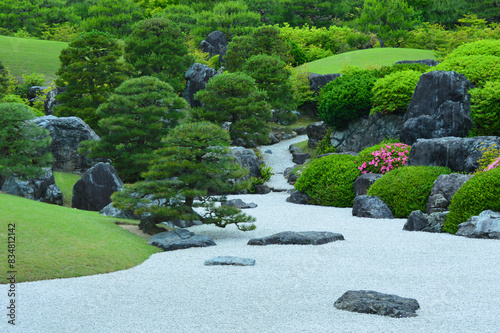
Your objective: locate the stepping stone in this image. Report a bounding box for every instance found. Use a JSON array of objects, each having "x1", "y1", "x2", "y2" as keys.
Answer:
[
  {"x1": 204, "y1": 256, "x2": 256, "y2": 266},
  {"x1": 334, "y1": 290, "x2": 420, "y2": 318},
  {"x1": 247, "y1": 231, "x2": 344, "y2": 246},
  {"x1": 149, "y1": 229, "x2": 216, "y2": 251}
]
